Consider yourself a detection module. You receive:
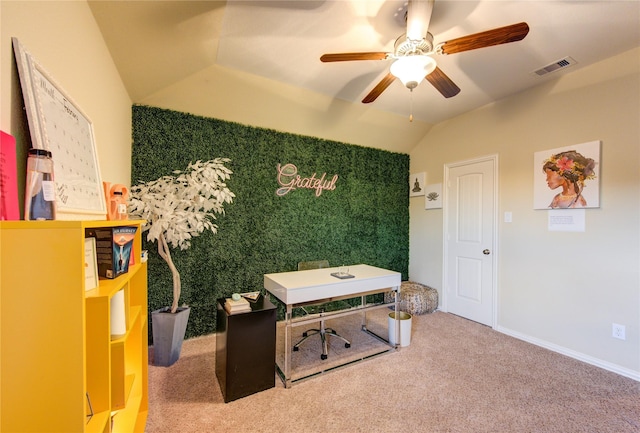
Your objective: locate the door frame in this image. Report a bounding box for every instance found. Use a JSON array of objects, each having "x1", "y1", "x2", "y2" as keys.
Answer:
[{"x1": 442, "y1": 154, "x2": 499, "y2": 328}]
